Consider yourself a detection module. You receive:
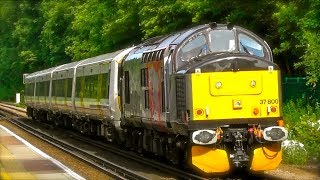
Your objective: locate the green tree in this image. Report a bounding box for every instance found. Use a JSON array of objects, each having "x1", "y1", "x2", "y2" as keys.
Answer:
[
  {"x1": 66, "y1": 0, "x2": 116, "y2": 60},
  {"x1": 40, "y1": 0, "x2": 76, "y2": 66},
  {"x1": 0, "y1": 1, "x2": 21, "y2": 99},
  {"x1": 13, "y1": 0, "x2": 43, "y2": 72}
]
